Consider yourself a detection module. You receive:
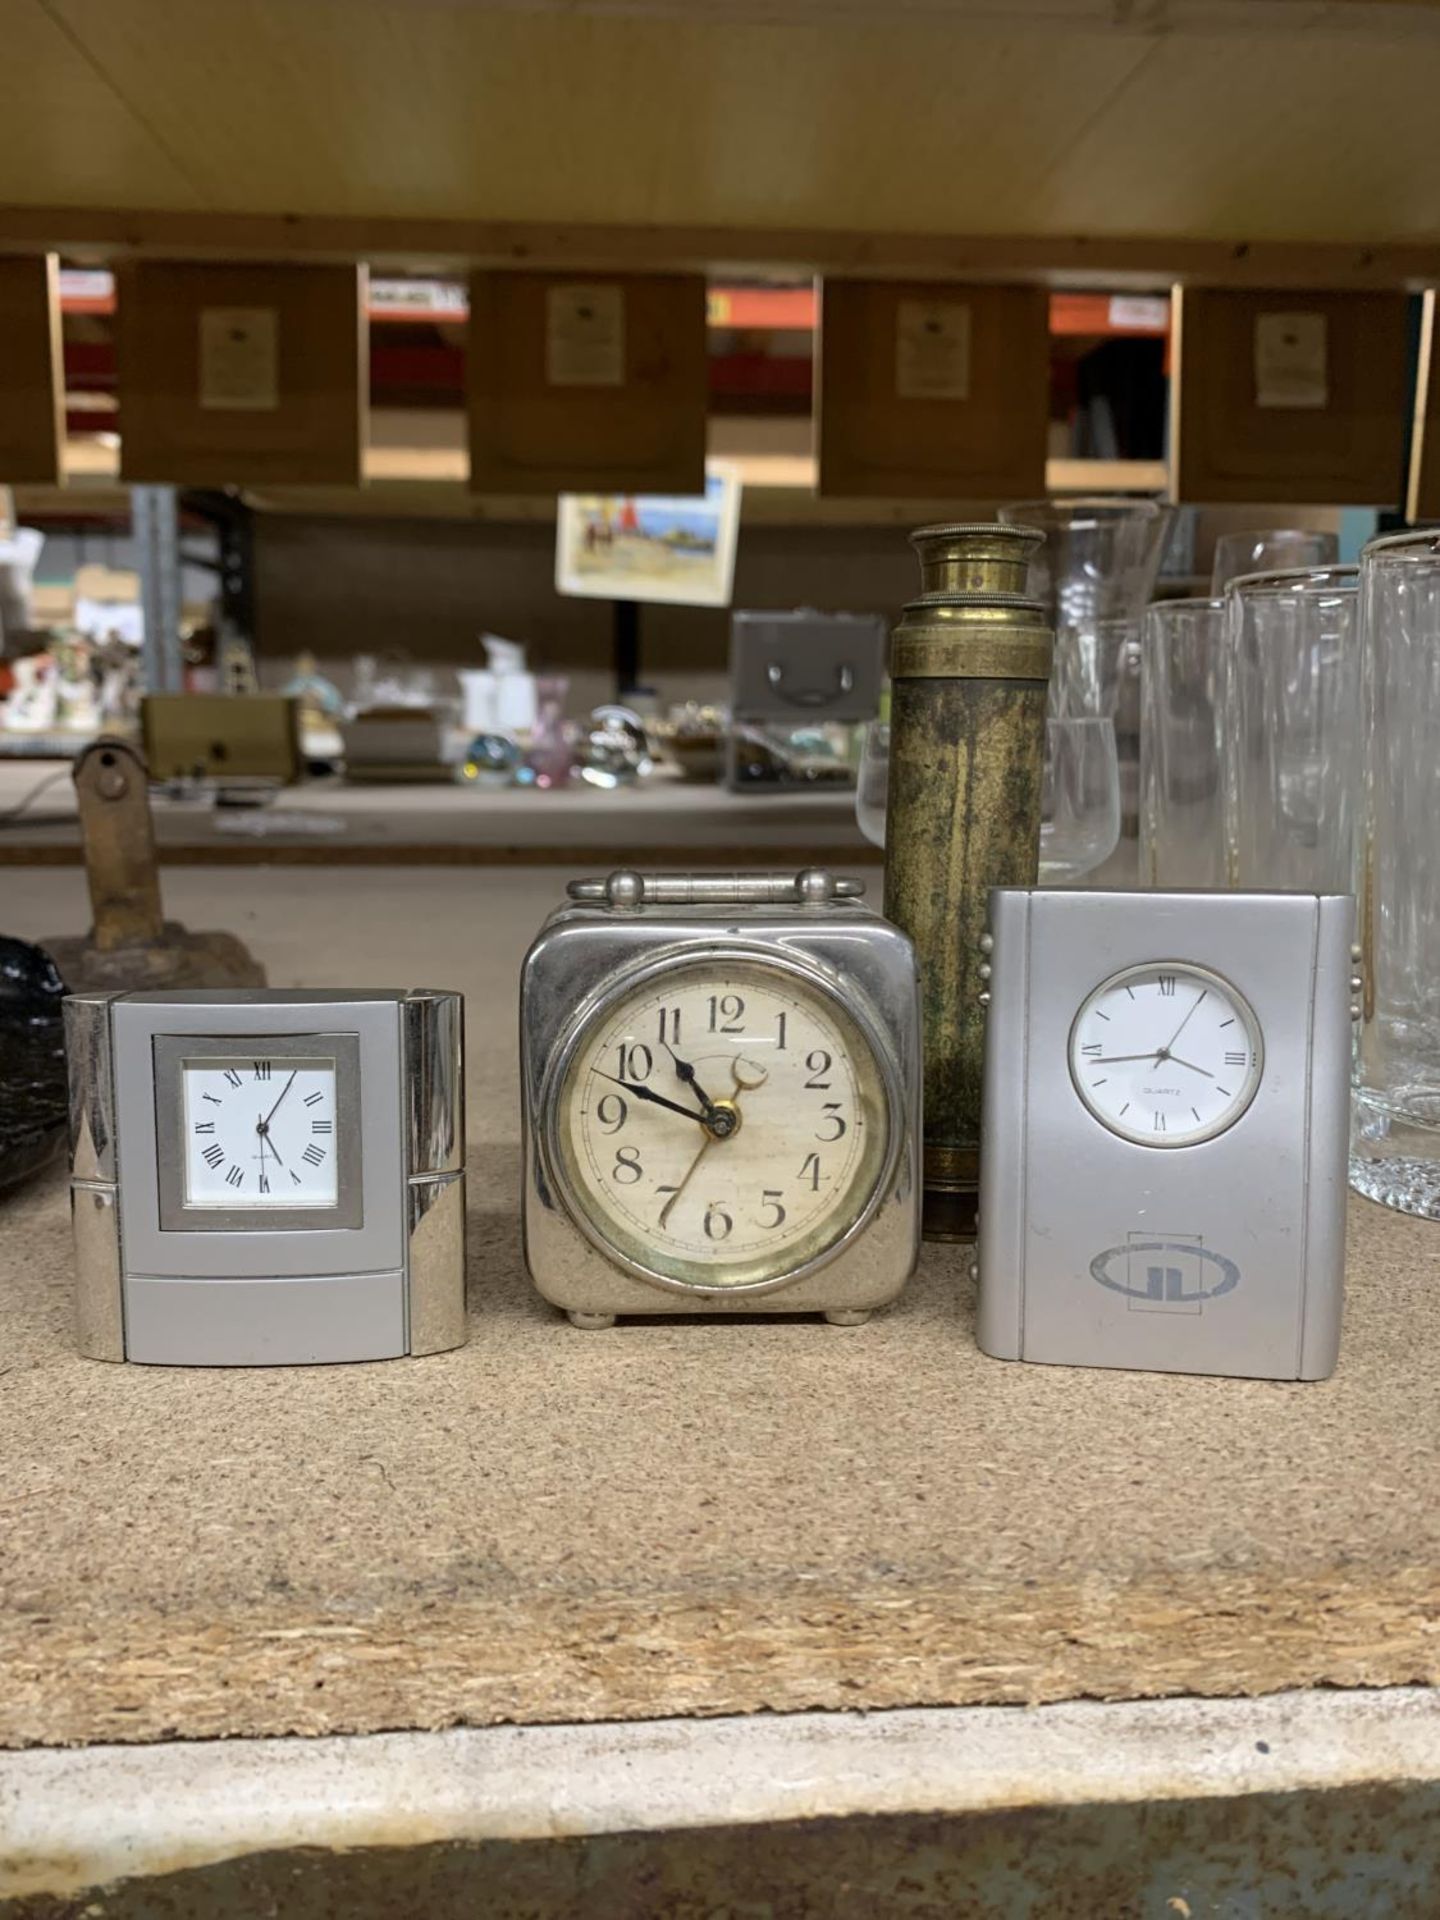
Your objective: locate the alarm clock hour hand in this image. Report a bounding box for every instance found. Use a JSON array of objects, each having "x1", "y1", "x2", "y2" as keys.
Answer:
[
  {"x1": 591, "y1": 1068, "x2": 712, "y2": 1126},
  {"x1": 659, "y1": 1040, "x2": 721, "y2": 1119}
]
